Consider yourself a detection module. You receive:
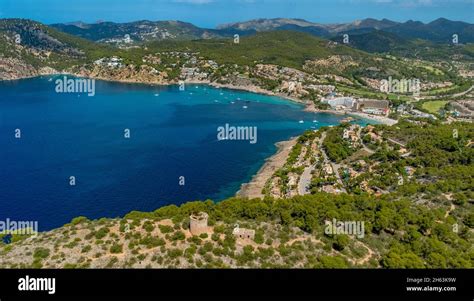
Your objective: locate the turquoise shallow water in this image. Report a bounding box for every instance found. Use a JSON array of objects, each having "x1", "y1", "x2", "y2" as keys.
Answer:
[{"x1": 0, "y1": 76, "x2": 371, "y2": 230}]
